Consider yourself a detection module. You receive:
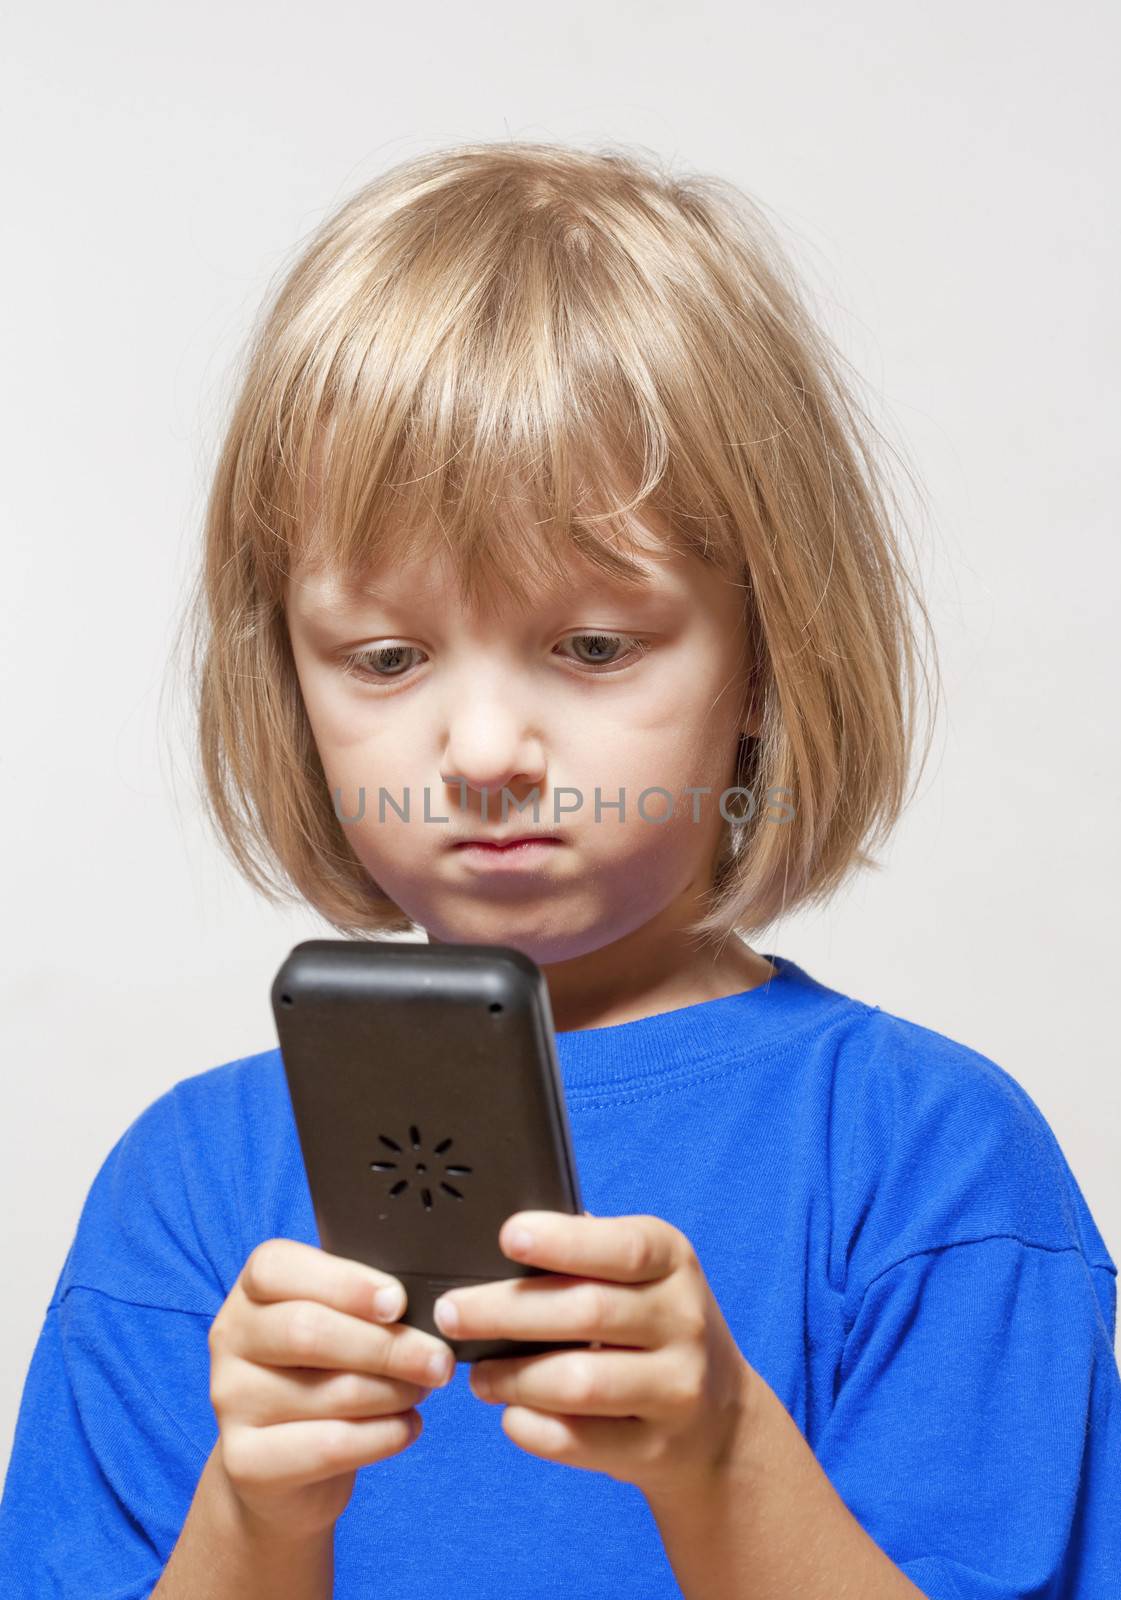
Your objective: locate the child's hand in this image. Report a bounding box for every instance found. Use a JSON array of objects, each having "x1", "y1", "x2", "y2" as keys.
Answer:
[
  {"x1": 437, "y1": 1211, "x2": 755, "y2": 1502},
  {"x1": 208, "y1": 1238, "x2": 455, "y2": 1542}
]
